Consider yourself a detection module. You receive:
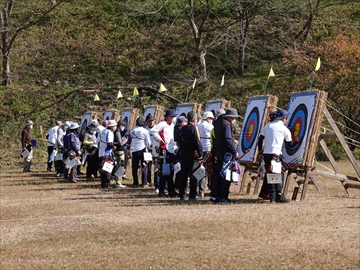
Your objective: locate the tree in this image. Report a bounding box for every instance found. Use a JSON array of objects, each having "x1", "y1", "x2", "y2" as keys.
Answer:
[{"x1": 0, "y1": 0, "x2": 64, "y2": 86}]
